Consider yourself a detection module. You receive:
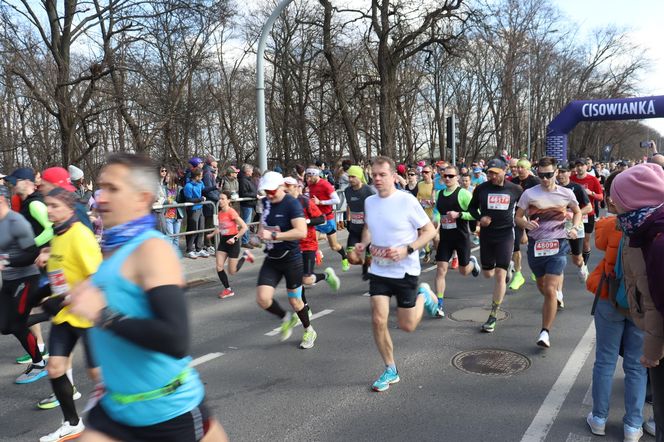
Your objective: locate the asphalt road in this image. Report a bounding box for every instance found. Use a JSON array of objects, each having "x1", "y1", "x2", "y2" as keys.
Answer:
[{"x1": 0, "y1": 239, "x2": 655, "y2": 442}]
